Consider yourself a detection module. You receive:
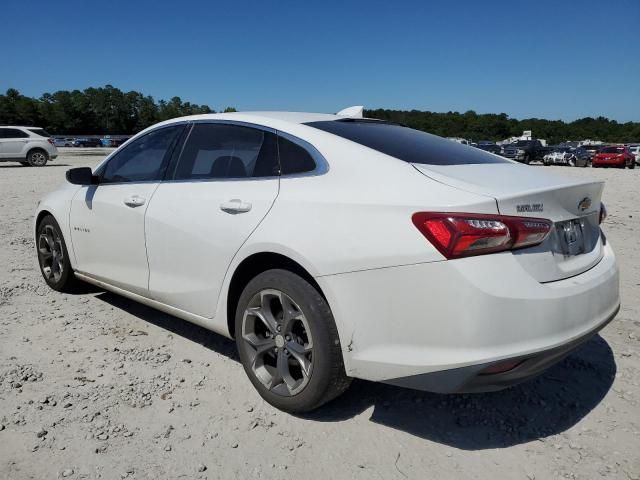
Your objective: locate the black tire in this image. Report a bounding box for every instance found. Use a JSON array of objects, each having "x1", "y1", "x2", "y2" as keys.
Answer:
[
  {"x1": 27, "y1": 149, "x2": 48, "y2": 167},
  {"x1": 523, "y1": 154, "x2": 531, "y2": 165},
  {"x1": 36, "y1": 215, "x2": 81, "y2": 292},
  {"x1": 628, "y1": 160, "x2": 635, "y2": 169},
  {"x1": 235, "y1": 269, "x2": 351, "y2": 413}
]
